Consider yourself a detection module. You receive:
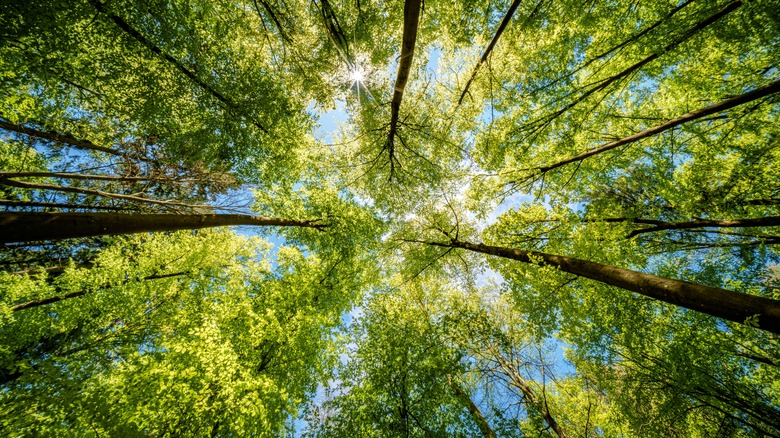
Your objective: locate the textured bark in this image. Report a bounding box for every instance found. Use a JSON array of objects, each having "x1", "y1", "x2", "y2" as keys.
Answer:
[
  {"x1": 385, "y1": 0, "x2": 422, "y2": 174},
  {"x1": 11, "y1": 271, "x2": 187, "y2": 312},
  {"x1": 627, "y1": 216, "x2": 780, "y2": 237},
  {"x1": 0, "y1": 178, "x2": 209, "y2": 210},
  {"x1": 0, "y1": 199, "x2": 130, "y2": 211},
  {"x1": 0, "y1": 212, "x2": 326, "y2": 243},
  {"x1": 0, "y1": 171, "x2": 213, "y2": 184},
  {"x1": 432, "y1": 240, "x2": 780, "y2": 334},
  {"x1": 449, "y1": 378, "x2": 496, "y2": 438},
  {"x1": 535, "y1": 78, "x2": 780, "y2": 174},
  {"x1": 0, "y1": 119, "x2": 152, "y2": 162},
  {"x1": 458, "y1": 0, "x2": 522, "y2": 105},
  {"x1": 87, "y1": 0, "x2": 268, "y2": 133}
]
